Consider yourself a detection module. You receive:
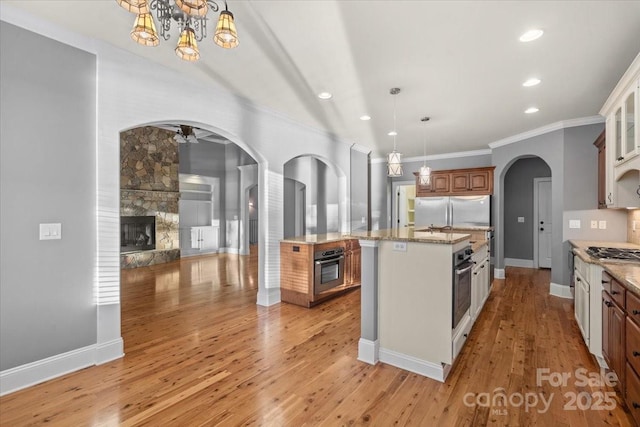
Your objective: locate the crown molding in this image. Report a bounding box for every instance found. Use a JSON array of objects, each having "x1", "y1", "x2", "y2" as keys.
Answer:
[
  {"x1": 487, "y1": 115, "x2": 604, "y2": 149},
  {"x1": 350, "y1": 143, "x2": 372, "y2": 155},
  {"x1": 599, "y1": 52, "x2": 640, "y2": 116},
  {"x1": 370, "y1": 148, "x2": 491, "y2": 164}
]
